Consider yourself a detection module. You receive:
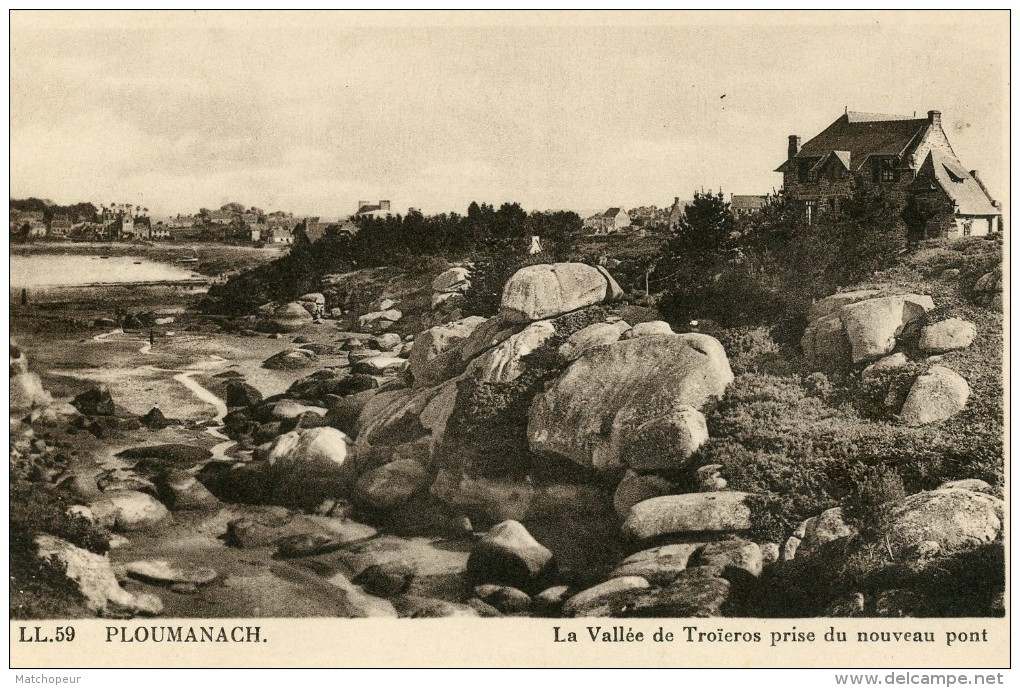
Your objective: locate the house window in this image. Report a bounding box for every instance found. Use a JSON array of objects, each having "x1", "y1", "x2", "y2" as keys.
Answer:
[
  {"x1": 873, "y1": 158, "x2": 898, "y2": 183},
  {"x1": 828, "y1": 198, "x2": 838, "y2": 213},
  {"x1": 962, "y1": 220, "x2": 972, "y2": 237},
  {"x1": 798, "y1": 161, "x2": 813, "y2": 183},
  {"x1": 805, "y1": 200, "x2": 817, "y2": 224}
]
